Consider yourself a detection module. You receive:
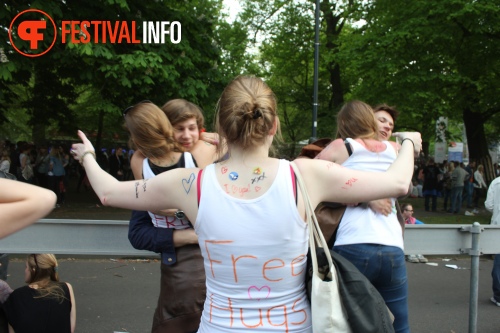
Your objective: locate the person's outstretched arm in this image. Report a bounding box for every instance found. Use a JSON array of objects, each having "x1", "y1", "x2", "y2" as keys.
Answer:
[
  {"x1": 0, "y1": 178, "x2": 56, "y2": 239},
  {"x1": 72, "y1": 131, "x2": 199, "y2": 219}
]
